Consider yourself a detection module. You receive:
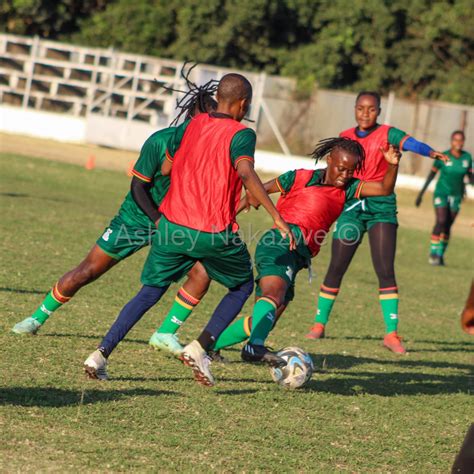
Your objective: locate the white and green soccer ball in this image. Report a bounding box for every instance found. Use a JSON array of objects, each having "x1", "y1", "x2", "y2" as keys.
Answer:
[{"x1": 270, "y1": 347, "x2": 314, "y2": 389}]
